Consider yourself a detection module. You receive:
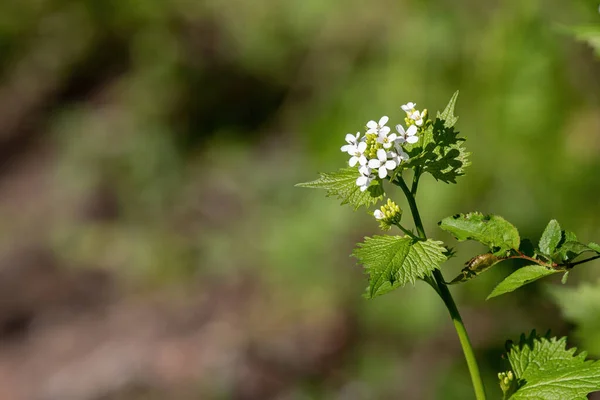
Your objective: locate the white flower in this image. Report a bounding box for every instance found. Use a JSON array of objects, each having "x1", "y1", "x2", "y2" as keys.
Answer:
[
  {"x1": 356, "y1": 165, "x2": 374, "y2": 192},
  {"x1": 374, "y1": 210, "x2": 385, "y2": 220},
  {"x1": 377, "y1": 131, "x2": 397, "y2": 149},
  {"x1": 409, "y1": 110, "x2": 425, "y2": 126},
  {"x1": 366, "y1": 116, "x2": 390, "y2": 135},
  {"x1": 348, "y1": 141, "x2": 368, "y2": 167},
  {"x1": 389, "y1": 149, "x2": 409, "y2": 166},
  {"x1": 340, "y1": 132, "x2": 361, "y2": 154},
  {"x1": 401, "y1": 102, "x2": 416, "y2": 112},
  {"x1": 368, "y1": 149, "x2": 397, "y2": 179},
  {"x1": 396, "y1": 124, "x2": 418, "y2": 144}
]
